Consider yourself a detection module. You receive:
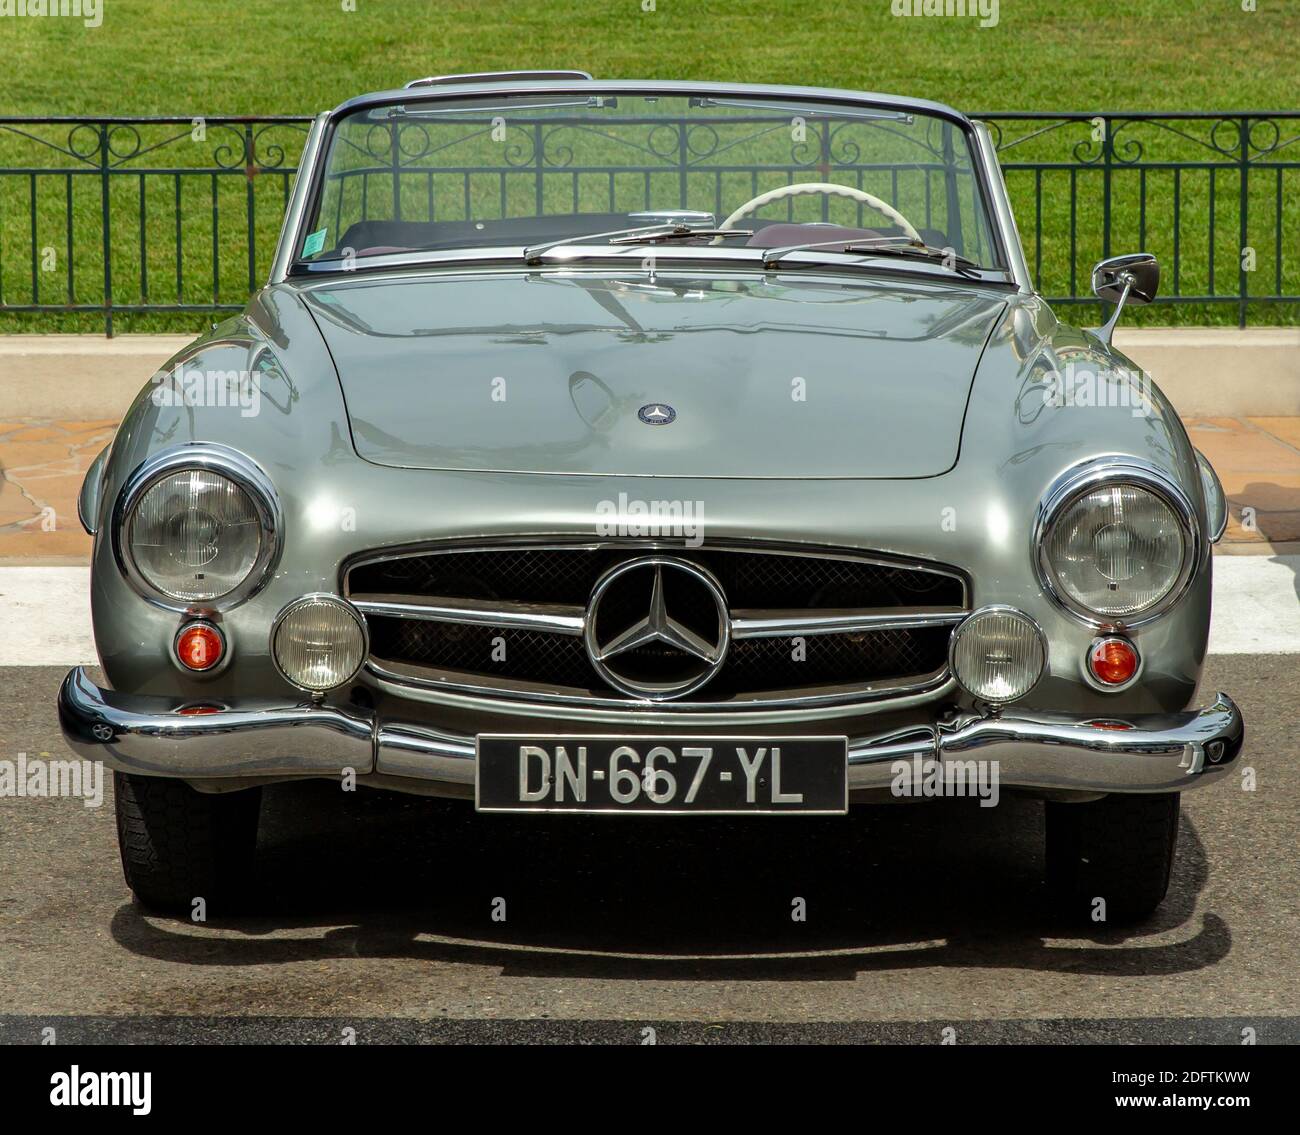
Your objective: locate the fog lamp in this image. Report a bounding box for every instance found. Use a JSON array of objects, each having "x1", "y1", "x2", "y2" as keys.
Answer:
[
  {"x1": 272, "y1": 595, "x2": 366, "y2": 692},
  {"x1": 950, "y1": 607, "x2": 1045, "y2": 704}
]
